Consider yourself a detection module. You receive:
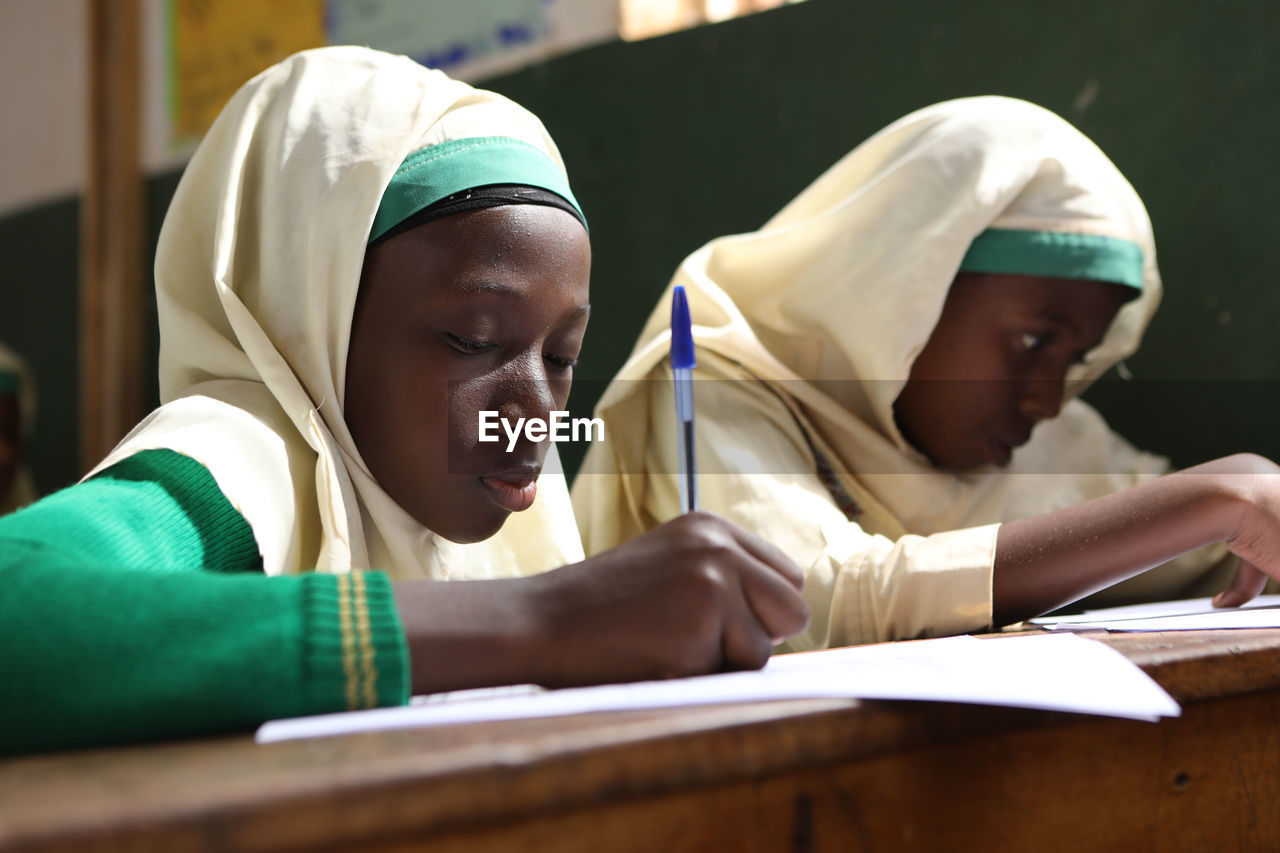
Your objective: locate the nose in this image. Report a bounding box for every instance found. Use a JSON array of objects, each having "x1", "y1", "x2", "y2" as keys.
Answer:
[
  {"x1": 493, "y1": 351, "x2": 558, "y2": 428},
  {"x1": 1017, "y1": 374, "x2": 1064, "y2": 422}
]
